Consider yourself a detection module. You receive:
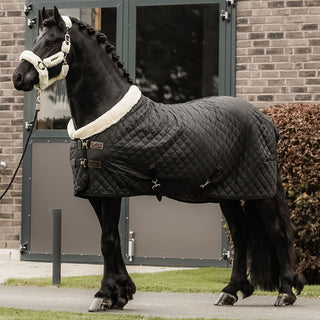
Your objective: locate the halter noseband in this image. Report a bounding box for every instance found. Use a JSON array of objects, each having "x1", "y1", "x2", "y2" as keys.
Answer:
[{"x1": 19, "y1": 16, "x2": 72, "y2": 92}]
